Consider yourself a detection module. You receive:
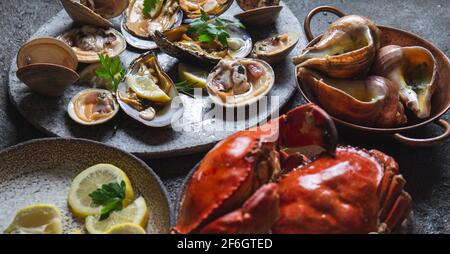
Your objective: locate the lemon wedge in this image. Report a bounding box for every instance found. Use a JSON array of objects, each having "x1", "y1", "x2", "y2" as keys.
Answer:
[
  {"x1": 85, "y1": 197, "x2": 148, "y2": 234},
  {"x1": 126, "y1": 74, "x2": 171, "y2": 103},
  {"x1": 4, "y1": 204, "x2": 62, "y2": 234},
  {"x1": 106, "y1": 223, "x2": 146, "y2": 234},
  {"x1": 178, "y1": 62, "x2": 209, "y2": 89},
  {"x1": 68, "y1": 164, "x2": 134, "y2": 218}
]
